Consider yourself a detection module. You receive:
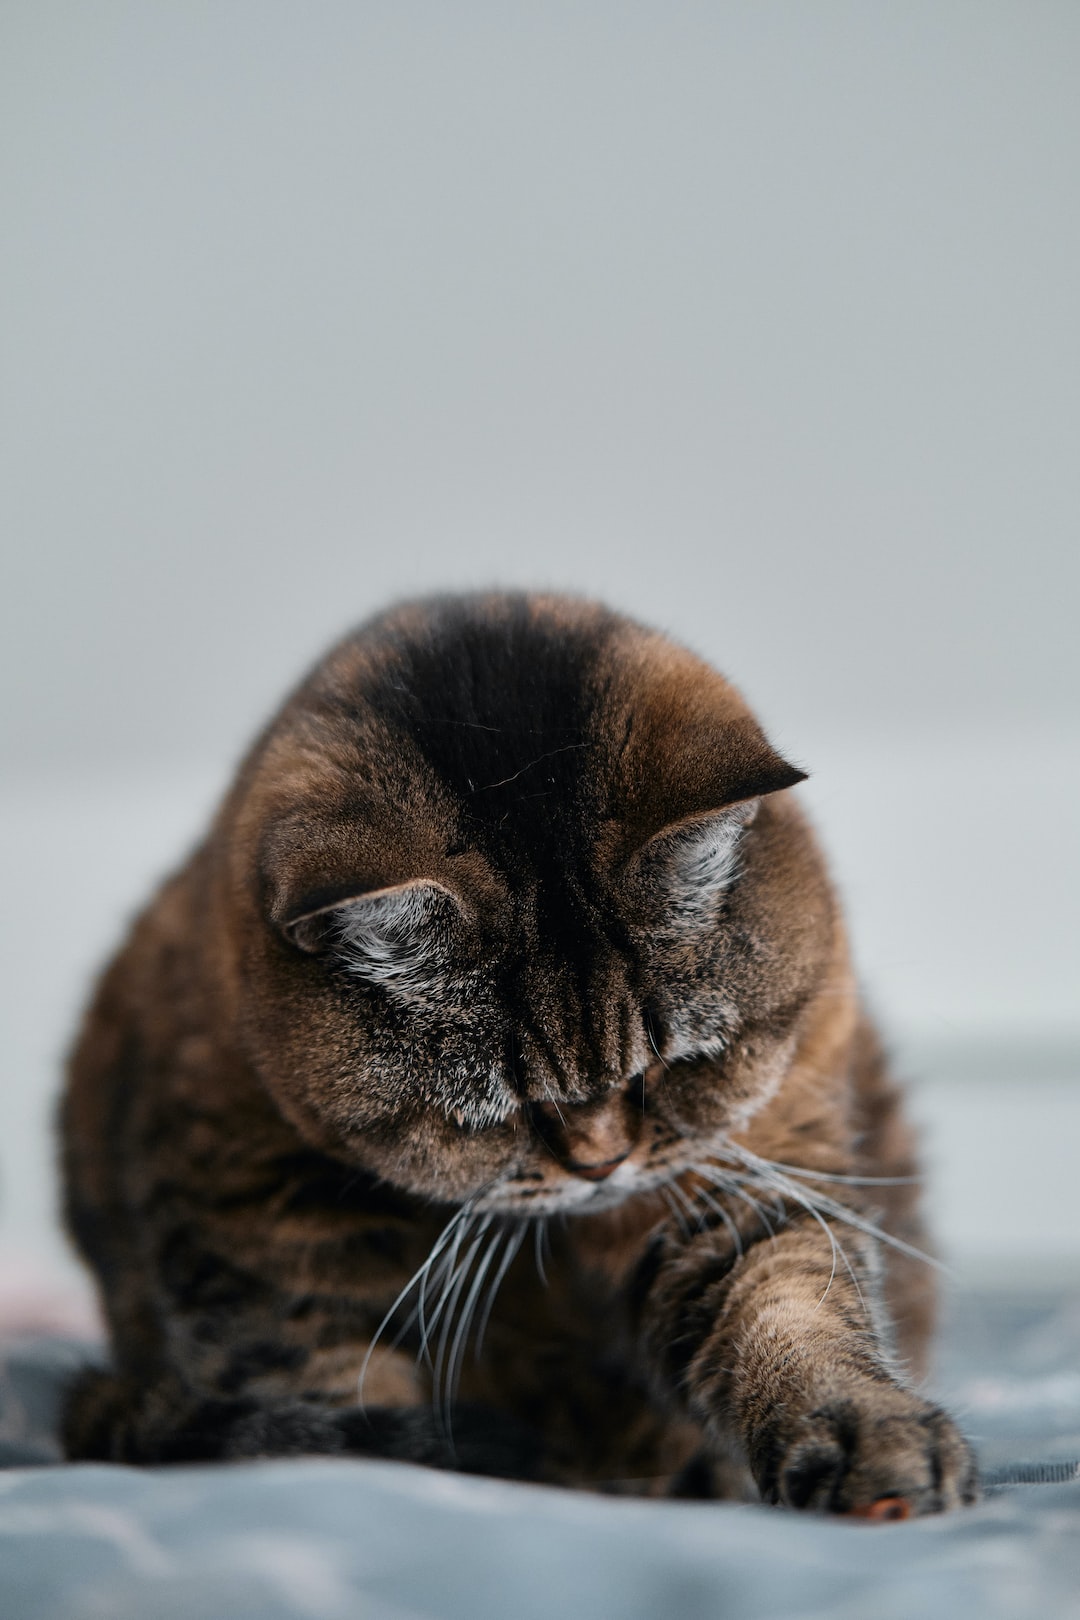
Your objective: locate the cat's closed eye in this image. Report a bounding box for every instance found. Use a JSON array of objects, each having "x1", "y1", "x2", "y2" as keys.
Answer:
[{"x1": 284, "y1": 879, "x2": 466, "y2": 998}]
